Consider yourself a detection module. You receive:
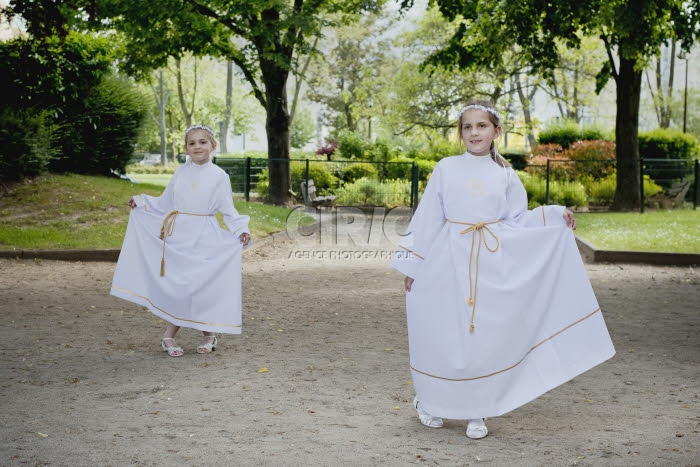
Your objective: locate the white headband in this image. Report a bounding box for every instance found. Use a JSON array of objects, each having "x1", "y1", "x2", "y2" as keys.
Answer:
[
  {"x1": 457, "y1": 104, "x2": 502, "y2": 123},
  {"x1": 184, "y1": 124, "x2": 216, "y2": 142}
]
